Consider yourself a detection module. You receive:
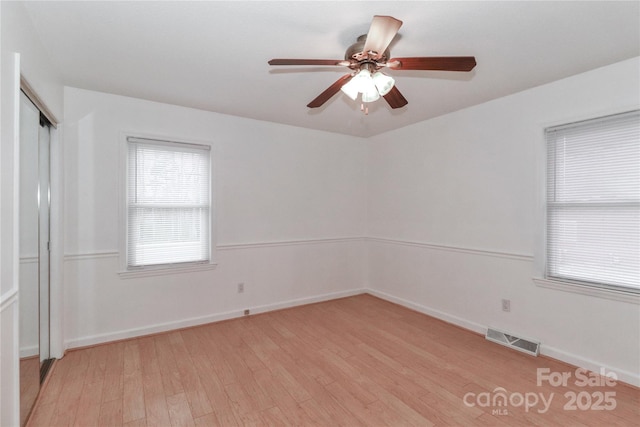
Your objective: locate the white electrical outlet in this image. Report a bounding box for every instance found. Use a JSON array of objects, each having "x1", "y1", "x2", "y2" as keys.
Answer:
[
  {"x1": 502, "y1": 299, "x2": 511, "y2": 312},
  {"x1": 238, "y1": 283, "x2": 244, "y2": 293}
]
